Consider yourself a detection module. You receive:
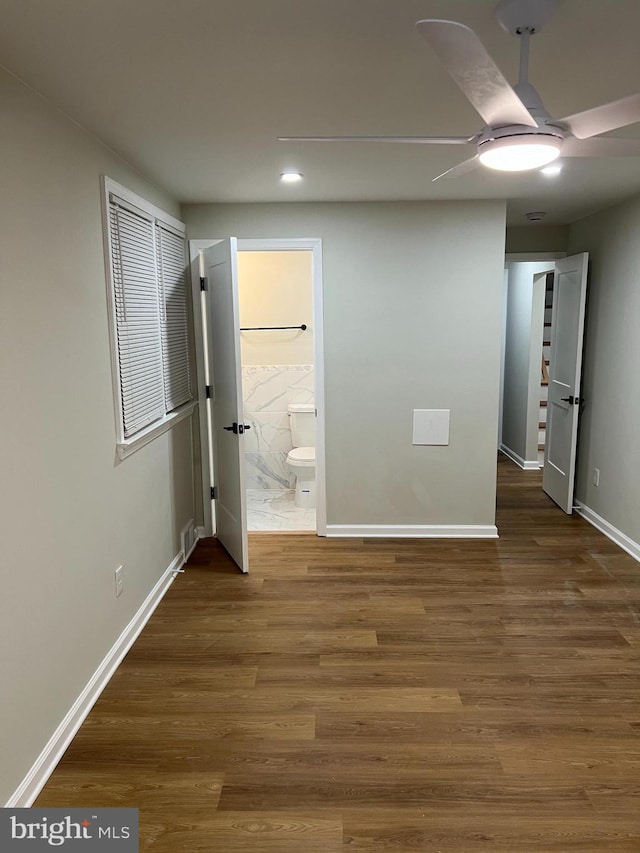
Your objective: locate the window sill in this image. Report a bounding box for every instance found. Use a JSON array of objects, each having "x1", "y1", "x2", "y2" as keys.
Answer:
[{"x1": 116, "y1": 402, "x2": 197, "y2": 460}]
